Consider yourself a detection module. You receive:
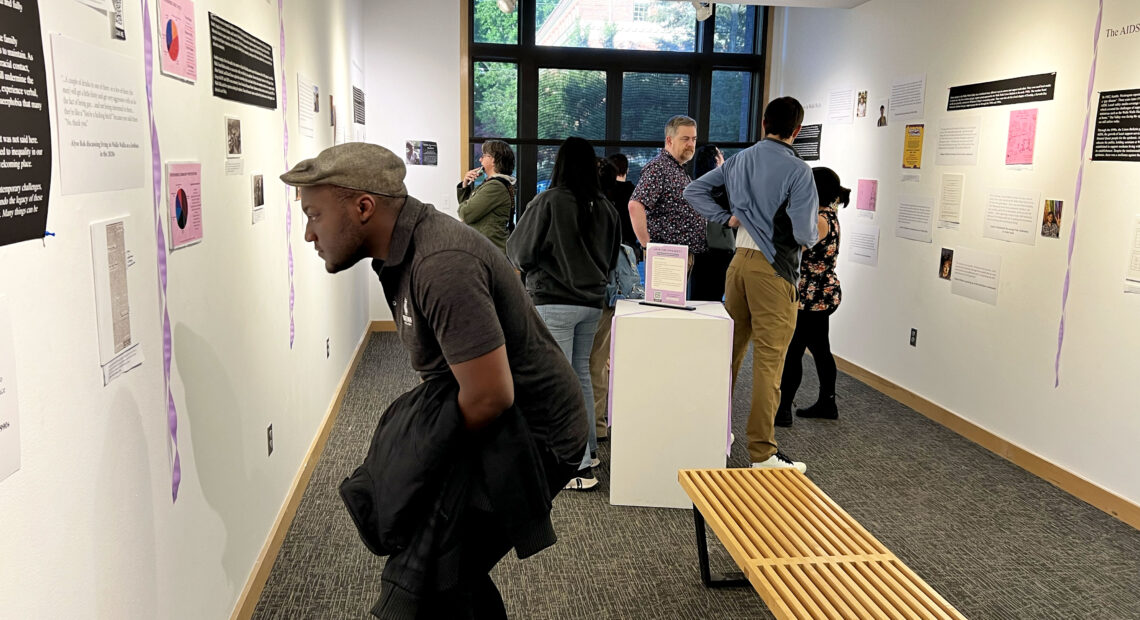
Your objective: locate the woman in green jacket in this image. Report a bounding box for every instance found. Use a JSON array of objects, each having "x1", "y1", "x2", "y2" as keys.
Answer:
[{"x1": 457, "y1": 139, "x2": 516, "y2": 252}]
